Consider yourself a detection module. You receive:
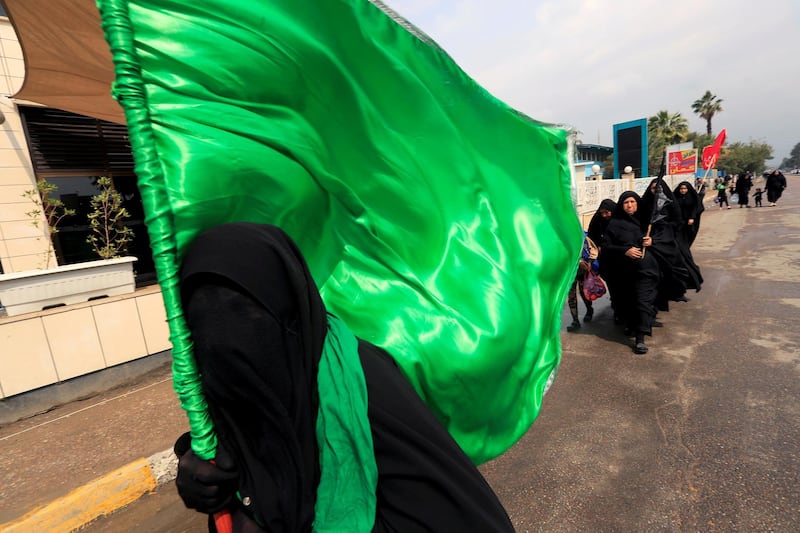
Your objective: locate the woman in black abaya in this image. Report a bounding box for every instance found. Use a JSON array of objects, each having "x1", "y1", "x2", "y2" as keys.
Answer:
[
  {"x1": 173, "y1": 222, "x2": 514, "y2": 532},
  {"x1": 765, "y1": 169, "x2": 787, "y2": 206},
  {"x1": 586, "y1": 198, "x2": 617, "y2": 321},
  {"x1": 736, "y1": 173, "x2": 753, "y2": 208},
  {"x1": 602, "y1": 192, "x2": 658, "y2": 354},
  {"x1": 587, "y1": 198, "x2": 617, "y2": 245},
  {"x1": 672, "y1": 181, "x2": 703, "y2": 247},
  {"x1": 640, "y1": 179, "x2": 702, "y2": 308}
]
